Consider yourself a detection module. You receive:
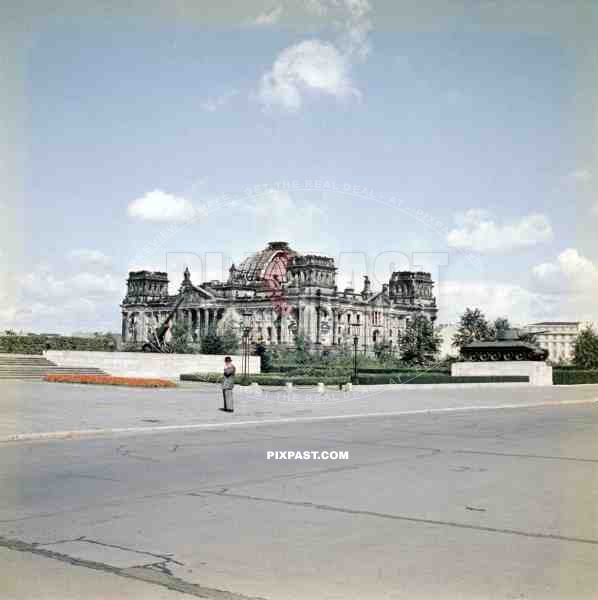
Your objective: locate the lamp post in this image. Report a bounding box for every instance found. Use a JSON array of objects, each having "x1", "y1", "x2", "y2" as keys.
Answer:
[
  {"x1": 351, "y1": 323, "x2": 361, "y2": 383},
  {"x1": 240, "y1": 311, "x2": 253, "y2": 378}
]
